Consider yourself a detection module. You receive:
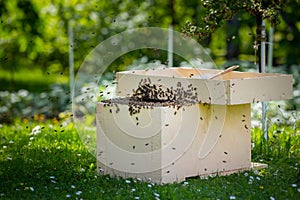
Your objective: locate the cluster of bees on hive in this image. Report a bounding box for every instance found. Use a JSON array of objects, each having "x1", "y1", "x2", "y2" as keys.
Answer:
[{"x1": 102, "y1": 78, "x2": 199, "y2": 116}]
